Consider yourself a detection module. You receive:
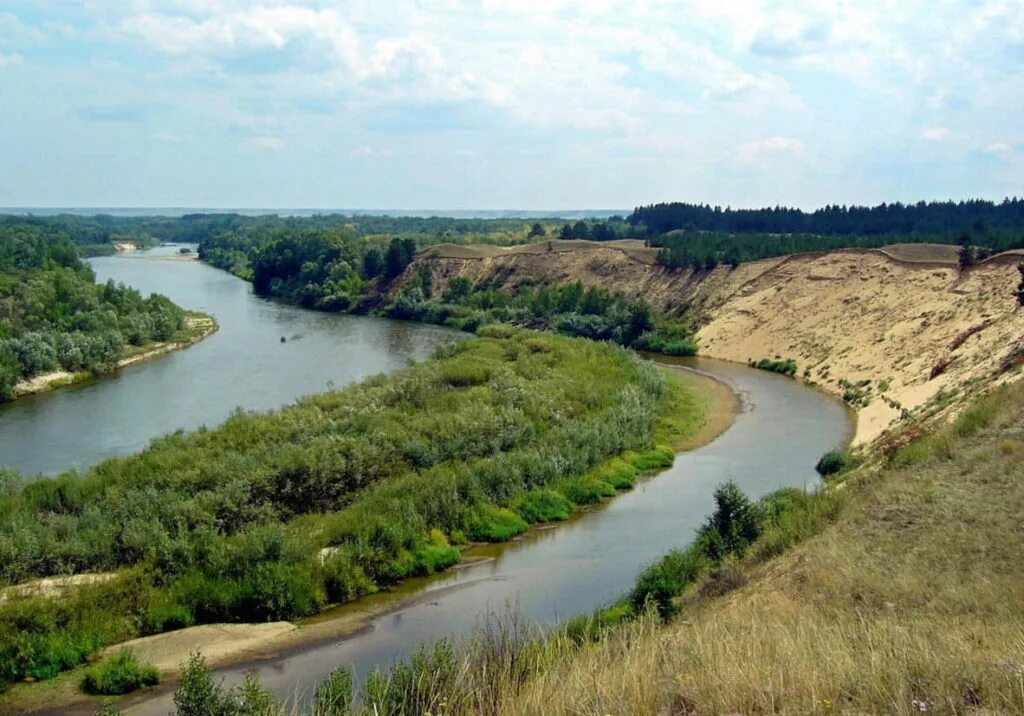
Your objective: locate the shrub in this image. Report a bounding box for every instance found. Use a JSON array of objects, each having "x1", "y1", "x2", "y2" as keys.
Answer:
[
  {"x1": 313, "y1": 666, "x2": 354, "y2": 715},
  {"x1": 627, "y1": 446, "x2": 675, "y2": 472},
  {"x1": 563, "y1": 477, "x2": 616, "y2": 505},
  {"x1": 363, "y1": 640, "x2": 461, "y2": 716},
  {"x1": 141, "y1": 602, "x2": 195, "y2": 636},
  {"x1": 411, "y1": 531, "x2": 461, "y2": 575},
  {"x1": 753, "y1": 357, "x2": 798, "y2": 377},
  {"x1": 564, "y1": 601, "x2": 635, "y2": 644},
  {"x1": 815, "y1": 449, "x2": 853, "y2": 476},
  {"x1": 630, "y1": 546, "x2": 708, "y2": 618},
  {"x1": 437, "y1": 360, "x2": 493, "y2": 387},
  {"x1": 81, "y1": 651, "x2": 159, "y2": 696},
  {"x1": 468, "y1": 506, "x2": 528, "y2": 542},
  {"x1": 322, "y1": 551, "x2": 377, "y2": 604},
  {"x1": 593, "y1": 458, "x2": 639, "y2": 489},
  {"x1": 513, "y1": 489, "x2": 572, "y2": 523},
  {"x1": 697, "y1": 480, "x2": 761, "y2": 560}
]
